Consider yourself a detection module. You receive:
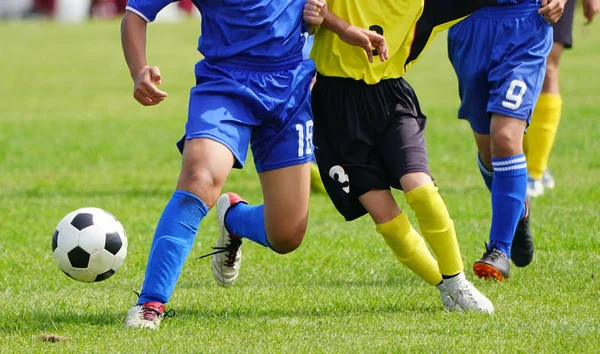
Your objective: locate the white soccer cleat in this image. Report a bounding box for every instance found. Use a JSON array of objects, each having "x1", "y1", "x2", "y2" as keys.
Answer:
[
  {"x1": 125, "y1": 302, "x2": 172, "y2": 330},
  {"x1": 542, "y1": 169, "x2": 555, "y2": 189},
  {"x1": 212, "y1": 193, "x2": 245, "y2": 287},
  {"x1": 436, "y1": 282, "x2": 459, "y2": 310},
  {"x1": 443, "y1": 272, "x2": 494, "y2": 314},
  {"x1": 526, "y1": 177, "x2": 544, "y2": 198}
]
